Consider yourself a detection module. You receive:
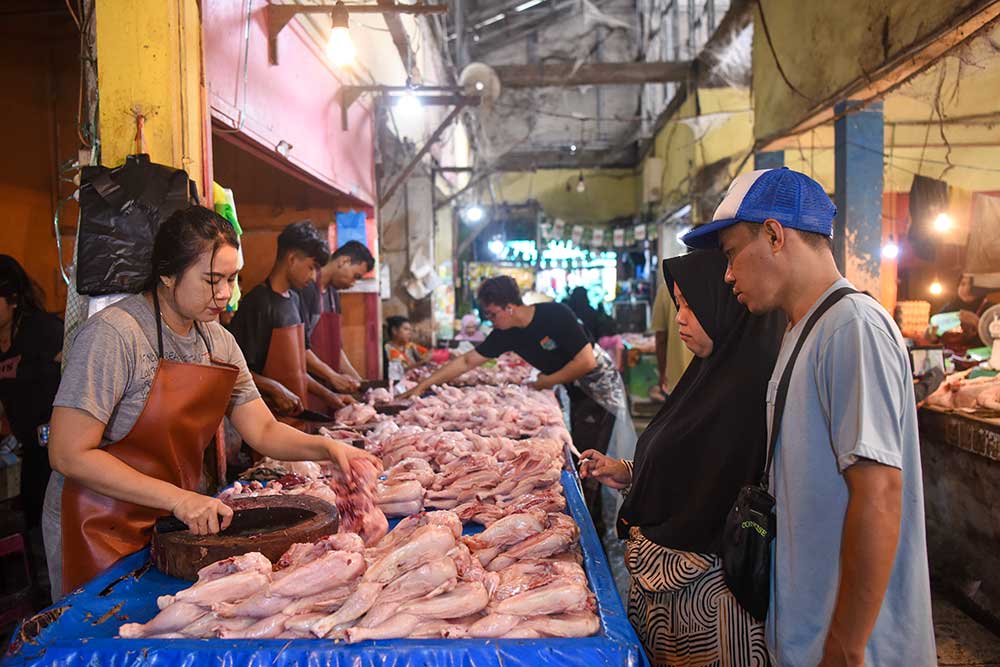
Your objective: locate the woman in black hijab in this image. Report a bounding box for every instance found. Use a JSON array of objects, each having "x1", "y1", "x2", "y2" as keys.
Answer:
[{"x1": 580, "y1": 249, "x2": 785, "y2": 667}]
